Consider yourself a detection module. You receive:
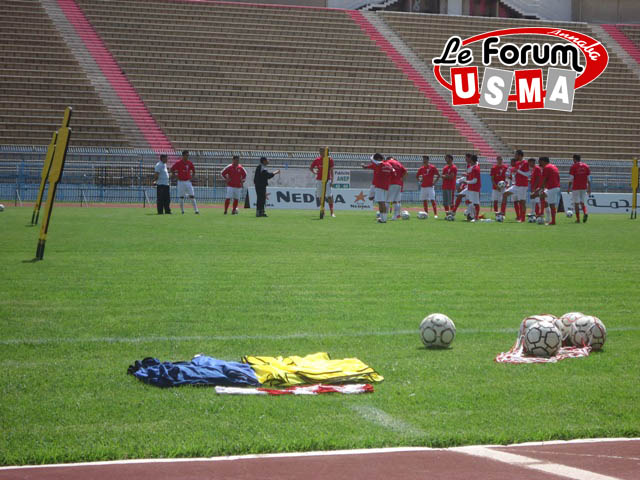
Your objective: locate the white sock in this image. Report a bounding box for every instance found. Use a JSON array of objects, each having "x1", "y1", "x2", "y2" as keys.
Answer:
[
  {"x1": 191, "y1": 197, "x2": 198, "y2": 212},
  {"x1": 395, "y1": 202, "x2": 401, "y2": 215},
  {"x1": 545, "y1": 207, "x2": 551, "y2": 223},
  {"x1": 180, "y1": 197, "x2": 184, "y2": 213},
  {"x1": 381, "y1": 213, "x2": 387, "y2": 222}
]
